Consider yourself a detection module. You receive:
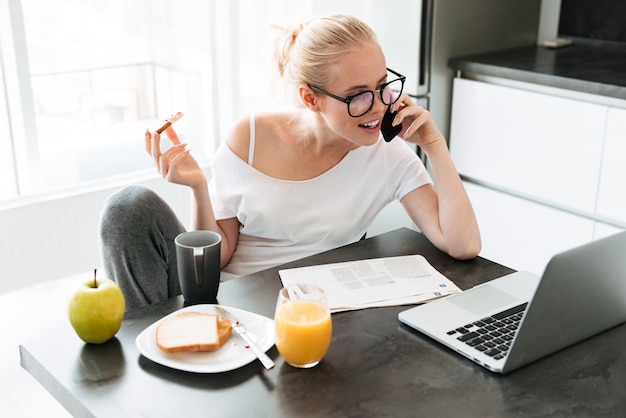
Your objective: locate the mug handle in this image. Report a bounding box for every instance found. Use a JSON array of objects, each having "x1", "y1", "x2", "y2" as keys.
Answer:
[{"x1": 193, "y1": 247, "x2": 204, "y2": 286}]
